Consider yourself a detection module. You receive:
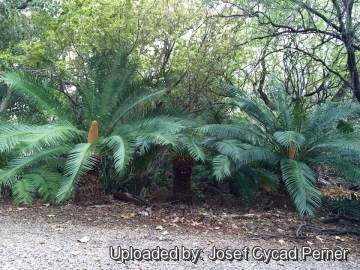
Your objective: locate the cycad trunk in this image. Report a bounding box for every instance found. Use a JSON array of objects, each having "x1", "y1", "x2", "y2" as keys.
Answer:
[
  {"x1": 74, "y1": 158, "x2": 108, "y2": 205},
  {"x1": 74, "y1": 121, "x2": 107, "y2": 205},
  {"x1": 172, "y1": 156, "x2": 196, "y2": 203}
]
